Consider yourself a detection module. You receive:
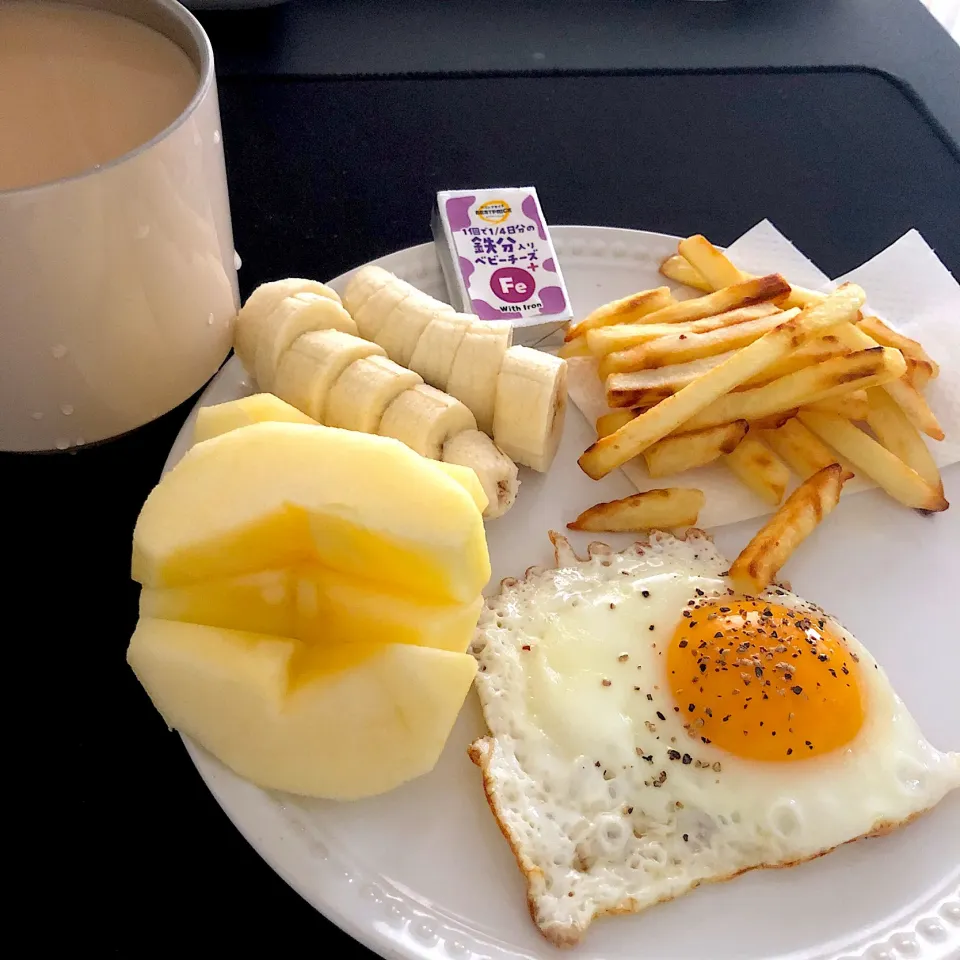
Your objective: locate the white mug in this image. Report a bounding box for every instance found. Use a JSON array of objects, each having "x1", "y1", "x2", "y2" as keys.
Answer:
[{"x1": 0, "y1": 0, "x2": 239, "y2": 452}]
